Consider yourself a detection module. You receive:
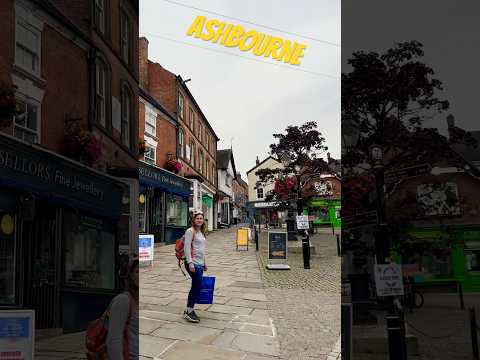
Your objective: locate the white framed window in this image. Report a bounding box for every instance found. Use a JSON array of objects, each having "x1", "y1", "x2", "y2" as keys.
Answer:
[
  {"x1": 95, "y1": 0, "x2": 106, "y2": 35},
  {"x1": 206, "y1": 159, "x2": 210, "y2": 181},
  {"x1": 190, "y1": 142, "x2": 195, "y2": 164},
  {"x1": 199, "y1": 151, "x2": 204, "y2": 175},
  {"x1": 14, "y1": 97, "x2": 40, "y2": 143},
  {"x1": 185, "y1": 143, "x2": 191, "y2": 161},
  {"x1": 120, "y1": 11, "x2": 131, "y2": 65},
  {"x1": 145, "y1": 106, "x2": 156, "y2": 137},
  {"x1": 15, "y1": 11, "x2": 41, "y2": 77},
  {"x1": 121, "y1": 84, "x2": 133, "y2": 148},
  {"x1": 178, "y1": 94, "x2": 184, "y2": 119},
  {"x1": 95, "y1": 58, "x2": 108, "y2": 127},
  {"x1": 189, "y1": 108, "x2": 194, "y2": 129},
  {"x1": 144, "y1": 145, "x2": 156, "y2": 165},
  {"x1": 257, "y1": 187, "x2": 264, "y2": 199},
  {"x1": 178, "y1": 129, "x2": 185, "y2": 158}
]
